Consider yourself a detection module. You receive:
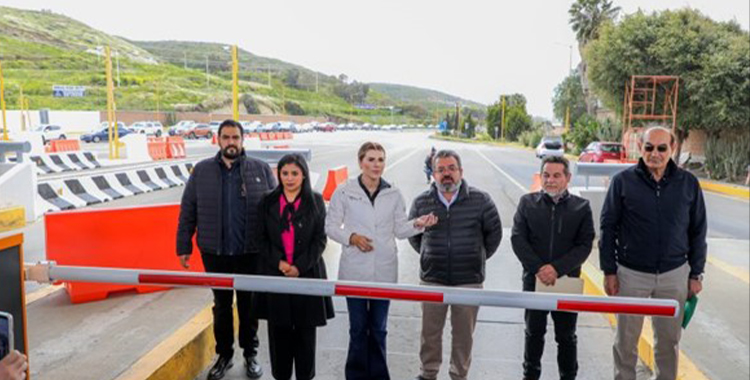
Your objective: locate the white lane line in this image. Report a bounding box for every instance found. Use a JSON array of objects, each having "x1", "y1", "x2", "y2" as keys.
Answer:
[
  {"x1": 386, "y1": 147, "x2": 421, "y2": 171},
  {"x1": 474, "y1": 148, "x2": 527, "y2": 192}
]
